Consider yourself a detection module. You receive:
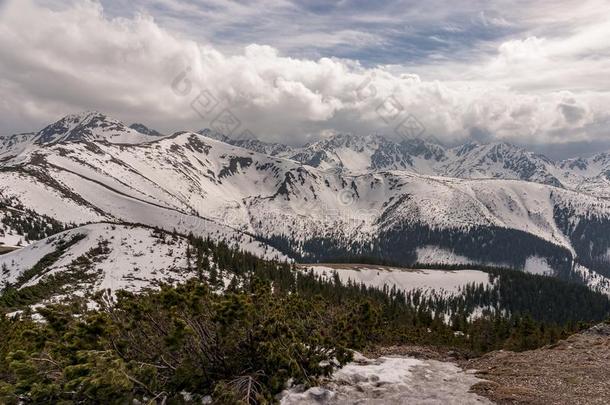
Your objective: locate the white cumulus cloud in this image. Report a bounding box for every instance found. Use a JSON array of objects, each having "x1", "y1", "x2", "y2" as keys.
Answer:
[{"x1": 0, "y1": 0, "x2": 609, "y2": 150}]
